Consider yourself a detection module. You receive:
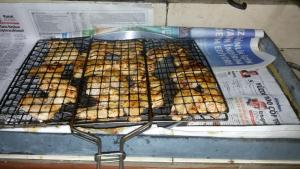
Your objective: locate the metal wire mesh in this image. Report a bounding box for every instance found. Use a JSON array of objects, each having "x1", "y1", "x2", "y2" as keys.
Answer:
[
  {"x1": 0, "y1": 37, "x2": 228, "y2": 128},
  {"x1": 0, "y1": 37, "x2": 90, "y2": 127}
]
